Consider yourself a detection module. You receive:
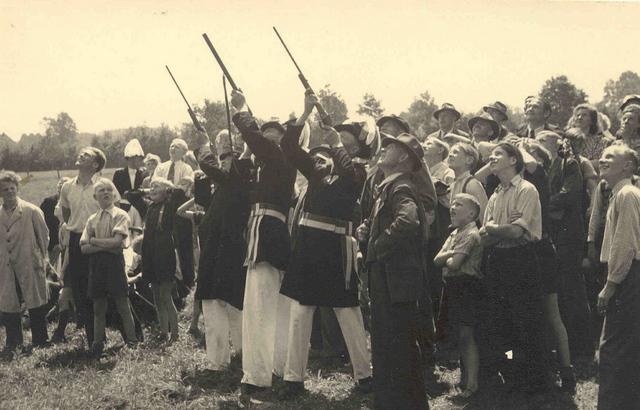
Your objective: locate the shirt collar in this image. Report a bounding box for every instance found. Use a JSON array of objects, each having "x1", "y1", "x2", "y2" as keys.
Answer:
[
  {"x1": 73, "y1": 174, "x2": 98, "y2": 186},
  {"x1": 496, "y1": 174, "x2": 522, "y2": 192},
  {"x1": 378, "y1": 172, "x2": 404, "y2": 191},
  {"x1": 611, "y1": 178, "x2": 632, "y2": 197},
  {"x1": 429, "y1": 161, "x2": 448, "y2": 175},
  {"x1": 455, "y1": 221, "x2": 477, "y2": 235},
  {"x1": 454, "y1": 170, "x2": 471, "y2": 181},
  {"x1": 100, "y1": 205, "x2": 117, "y2": 216}
]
